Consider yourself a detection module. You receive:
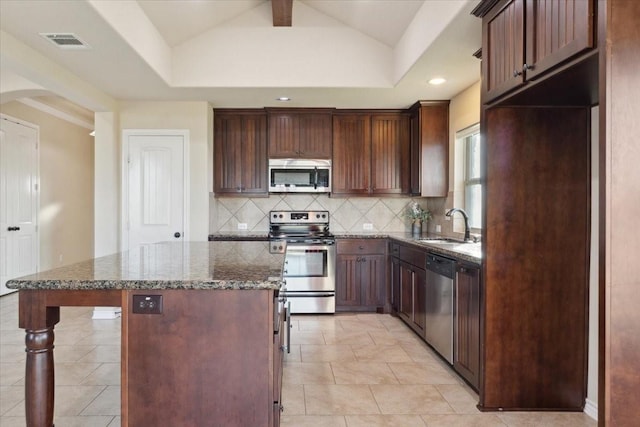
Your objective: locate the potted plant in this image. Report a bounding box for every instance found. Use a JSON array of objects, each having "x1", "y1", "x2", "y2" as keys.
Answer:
[{"x1": 404, "y1": 202, "x2": 431, "y2": 236}]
